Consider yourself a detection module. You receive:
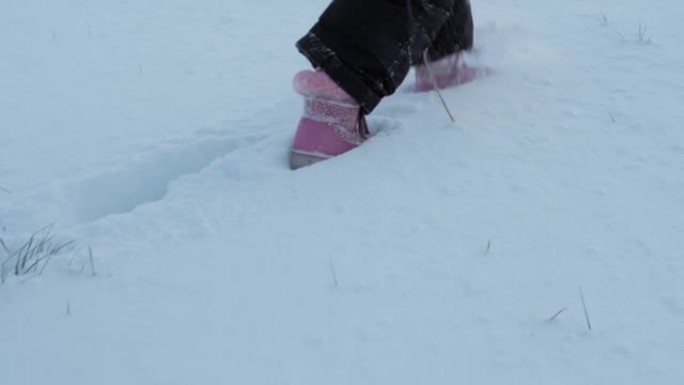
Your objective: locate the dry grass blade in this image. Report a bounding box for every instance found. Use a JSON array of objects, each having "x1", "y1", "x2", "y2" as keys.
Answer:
[
  {"x1": 579, "y1": 286, "x2": 592, "y2": 331},
  {"x1": 38, "y1": 240, "x2": 76, "y2": 275},
  {"x1": 1, "y1": 224, "x2": 76, "y2": 278},
  {"x1": 328, "y1": 257, "x2": 338, "y2": 288},
  {"x1": 89, "y1": 246, "x2": 96, "y2": 277},
  {"x1": 549, "y1": 307, "x2": 567, "y2": 321},
  {"x1": 0, "y1": 238, "x2": 9, "y2": 255},
  {"x1": 637, "y1": 23, "x2": 651, "y2": 43},
  {"x1": 422, "y1": 49, "x2": 455, "y2": 123}
]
